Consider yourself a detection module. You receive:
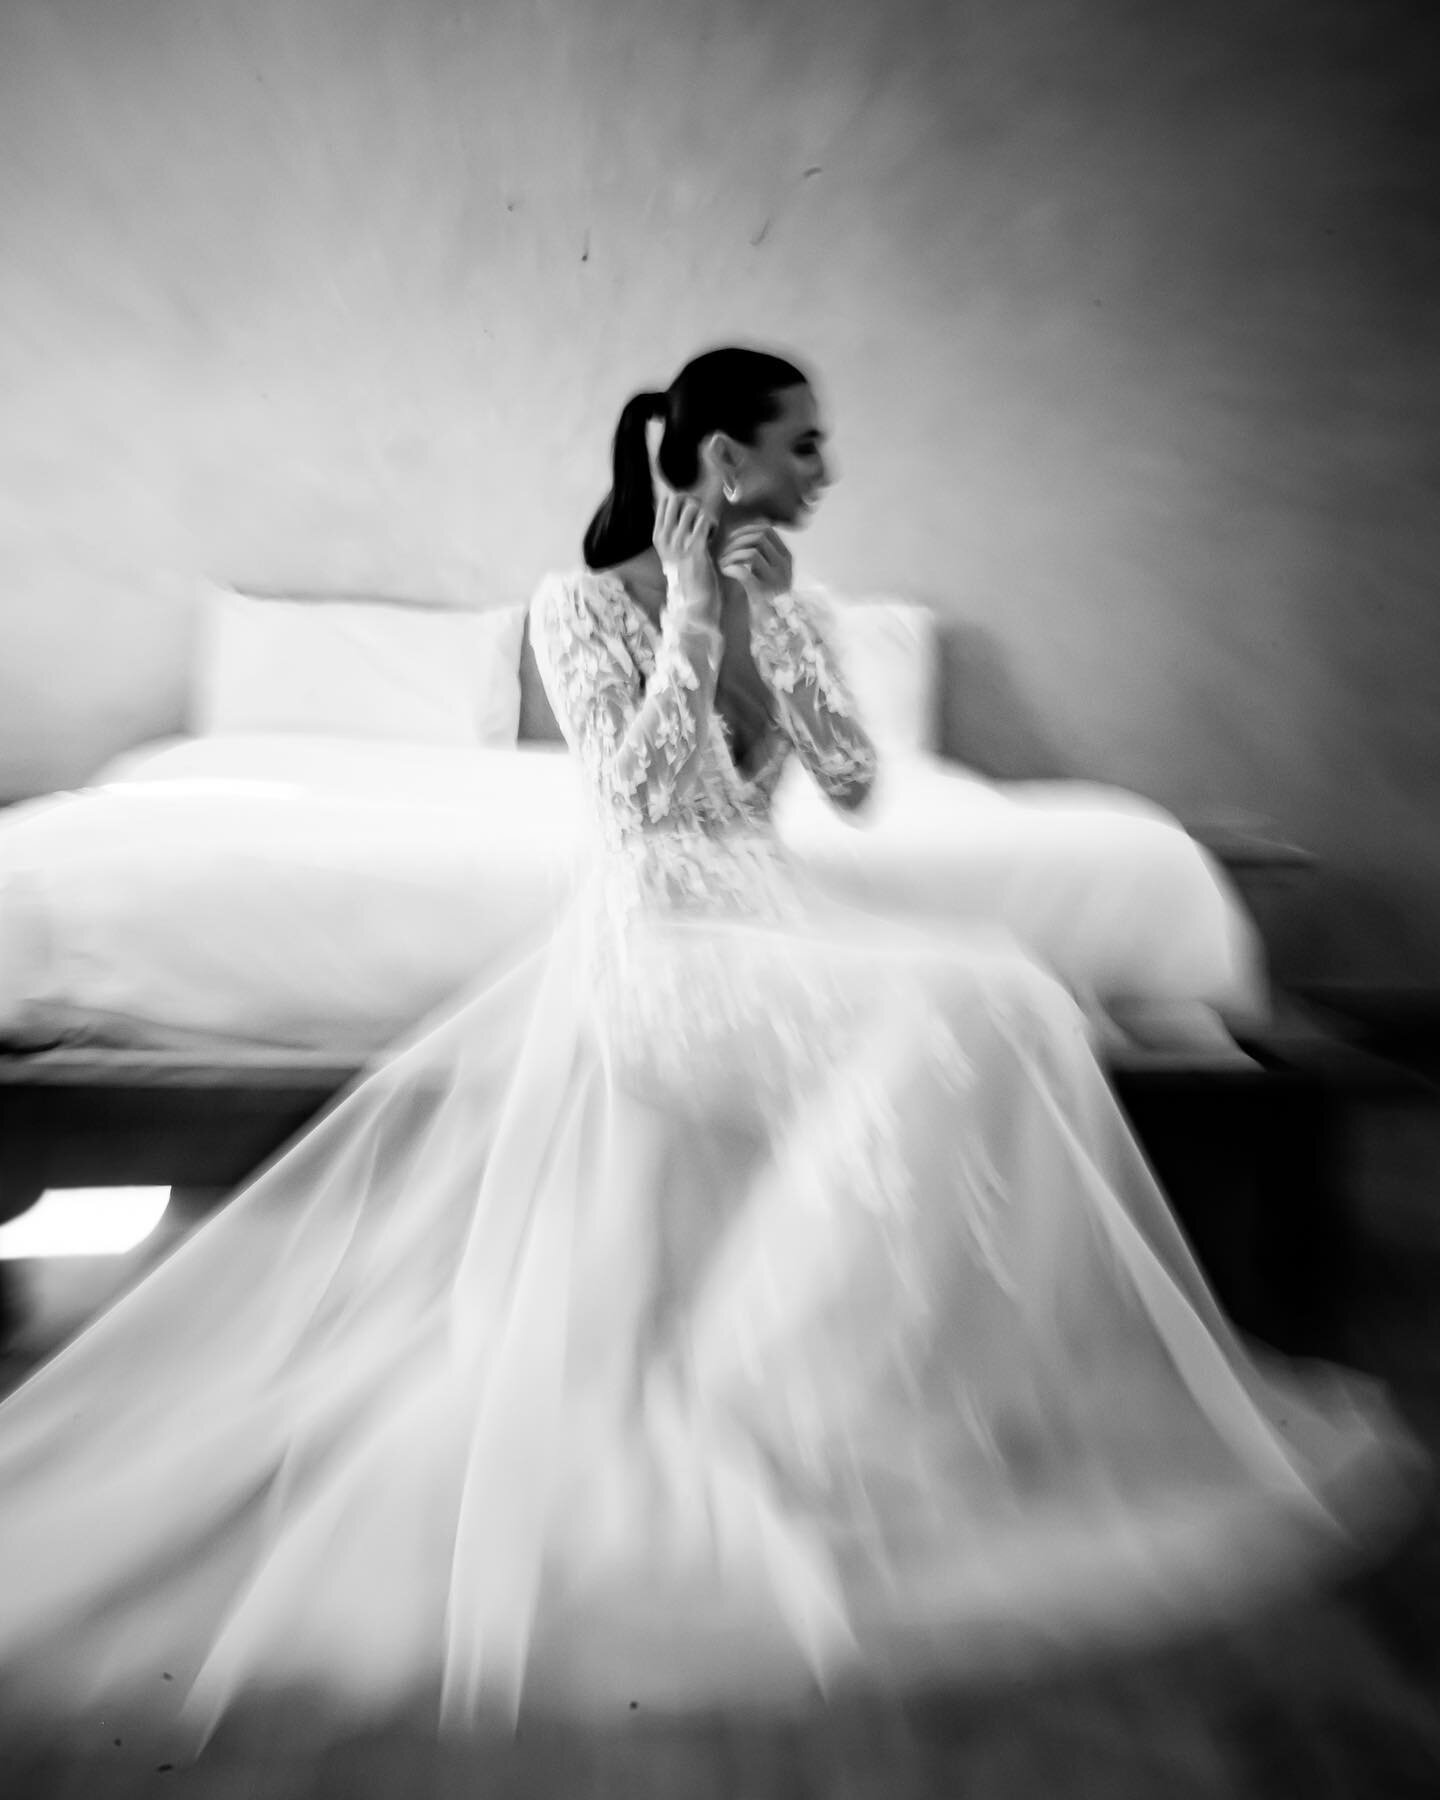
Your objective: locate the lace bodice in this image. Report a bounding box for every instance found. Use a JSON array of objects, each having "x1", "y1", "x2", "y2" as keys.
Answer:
[{"x1": 530, "y1": 567, "x2": 877, "y2": 918}]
